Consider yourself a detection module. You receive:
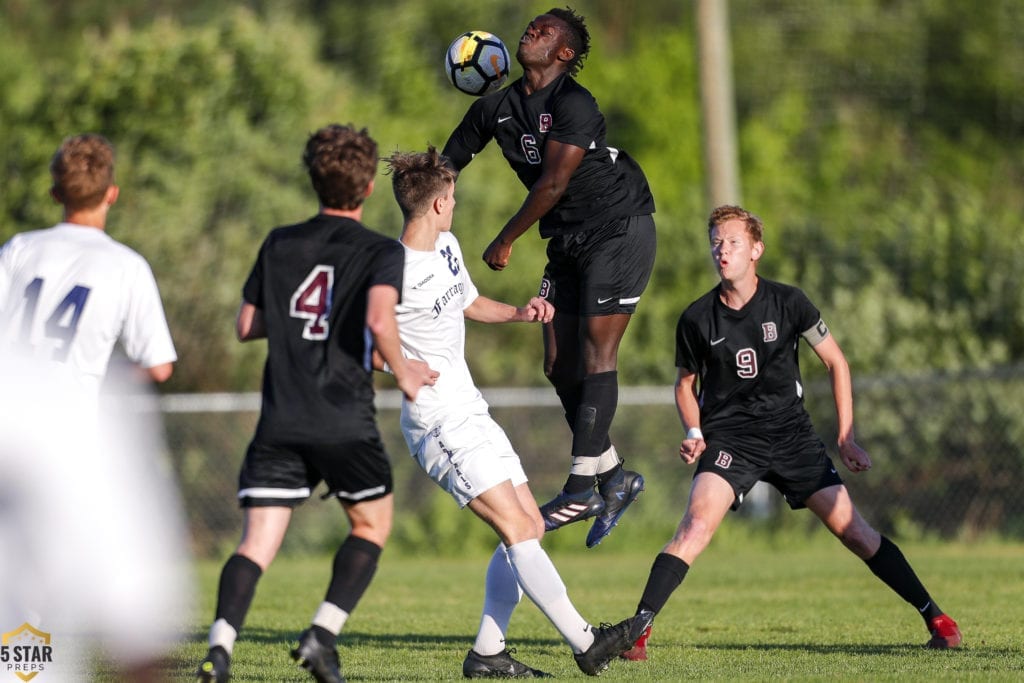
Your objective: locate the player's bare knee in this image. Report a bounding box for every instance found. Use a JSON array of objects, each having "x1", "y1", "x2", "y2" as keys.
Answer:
[
  {"x1": 503, "y1": 509, "x2": 541, "y2": 546},
  {"x1": 836, "y1": 523, "x2": 878, "y2": 559},
  {"x1": 528, "y1": 509, "x2": 546, "y2": 539},
  {"x1": 234, "y1": 545, "x2": 275, "y2": 572},
  {"x1": 349, "y1": 516, "x2": 392, "y2": 546},
  {"x1": 583, "y1": 353, "x2": 618, "y2": 374},
  {"x1": 672, "y1": 513, "x2": 716, "y2": 550},
  {"x1": 350, "y1": 527, "x2": 390, "y2": 548}
]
